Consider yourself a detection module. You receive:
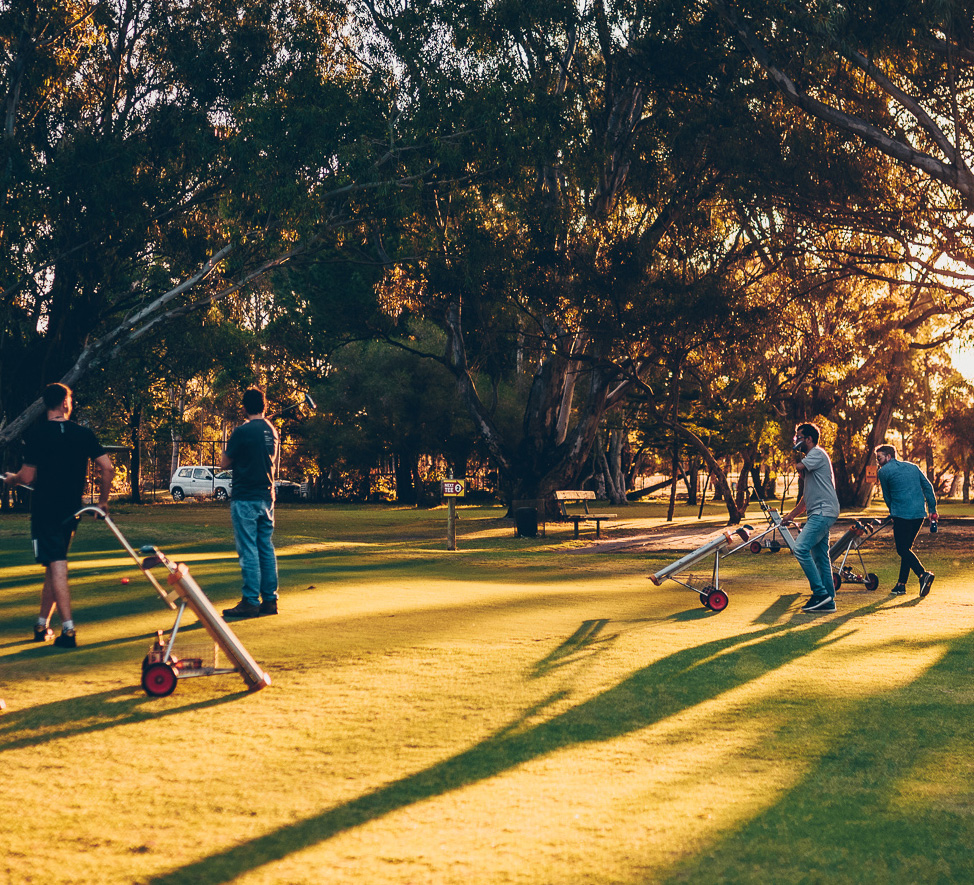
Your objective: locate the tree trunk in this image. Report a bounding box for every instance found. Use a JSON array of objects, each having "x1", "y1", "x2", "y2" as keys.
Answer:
[
  {"x1": 130, "y1": 403, "x2": 142, "y2": 504},
  {"x1": 660, "y1": 419, "x2": 747, "y2": 524},
  {"x1": 170, "y1": 381, "x2": 187, "y2": 476},
  {"x1": 735, "y1": 451, "x2": 753, "y2": 515},
  {"x1": 666, "y1": 364, "x2": 682, "y2": 522},
  {"x1": 395, "y1": 452, "x2": 416, "y2": 506},
  {"x1": 852, "y1": 350, "x2": 908, "y2": 507},
  {"x1": 444, "y1": 300, "x2": 630, "y2": 517}
]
